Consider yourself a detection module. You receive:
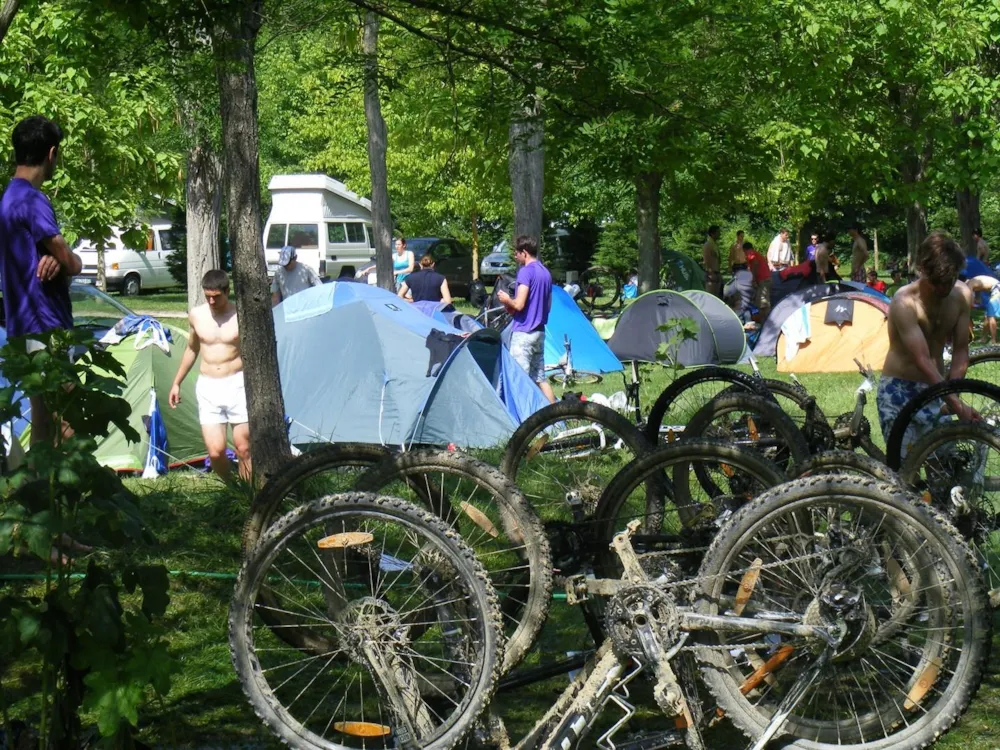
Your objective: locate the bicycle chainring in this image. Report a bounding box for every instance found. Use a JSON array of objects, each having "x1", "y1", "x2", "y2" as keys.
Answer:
[{"x1": 605, "y1": 584, "x2": 681, "y2": 662}]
